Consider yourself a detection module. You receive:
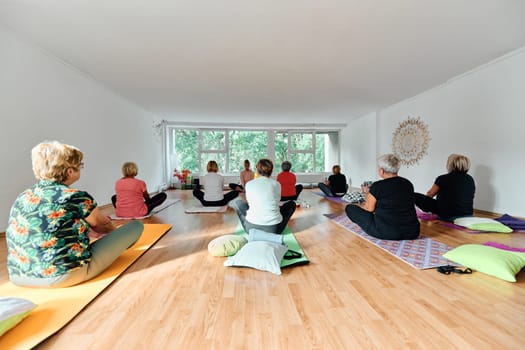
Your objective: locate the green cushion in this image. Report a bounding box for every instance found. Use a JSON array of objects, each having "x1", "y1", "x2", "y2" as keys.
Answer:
[
  {"x1": 443, "y1": 244, "x2": 525, "y2": 282},
  {"x1": 454, "y1": 217, "x2": 512, "y2": 233},
  {"x1": 207, "y1": 234, "x2": 247, "y2": 257},
  {"x1": 0, "y1": 297, "x2": 36, "y2": 336}
]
